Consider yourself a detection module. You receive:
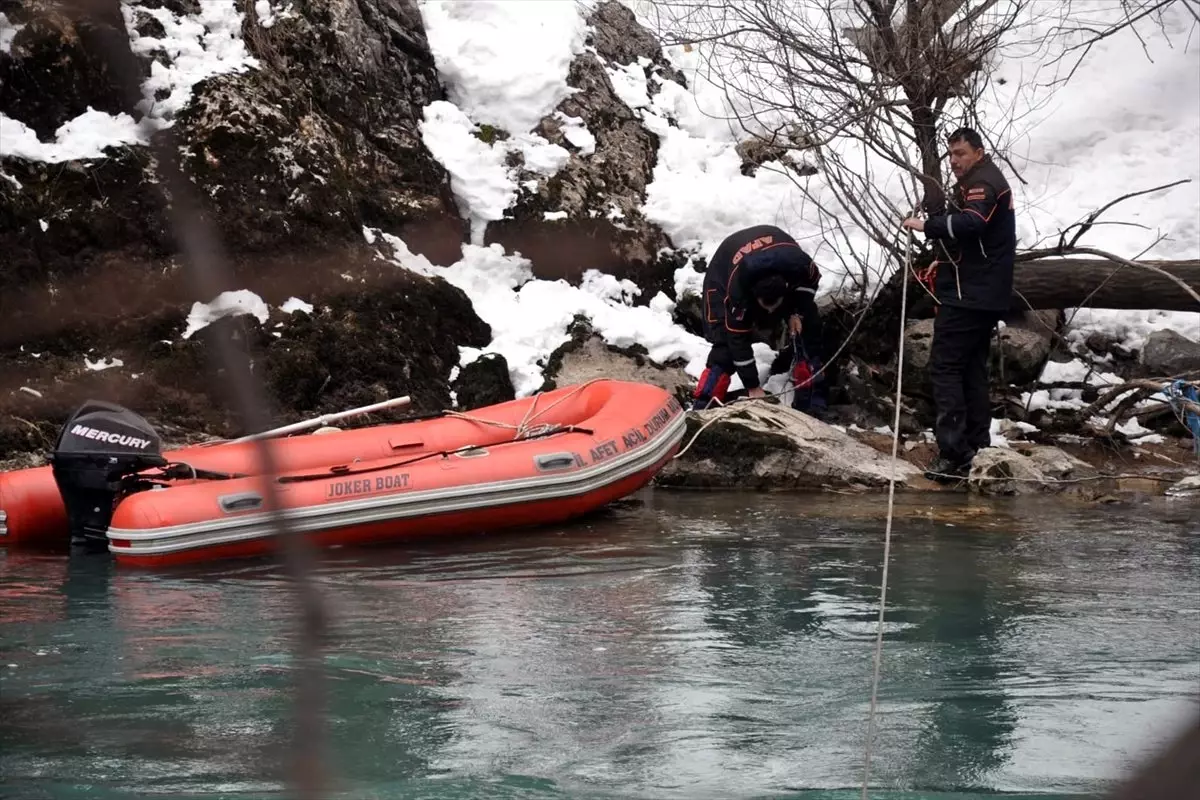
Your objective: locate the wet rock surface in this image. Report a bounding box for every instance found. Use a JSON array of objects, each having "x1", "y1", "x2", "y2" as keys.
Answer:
[
  {"x1": 655, "y1": 403, "x2": 921, "y2": 491},
  {"x1": 967, "y1": 445, "x2": 1099, "y2": 496}
]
